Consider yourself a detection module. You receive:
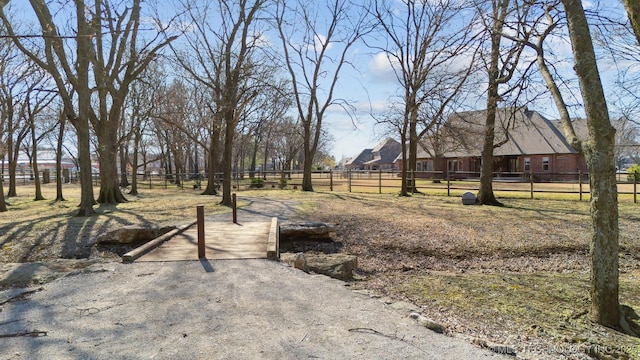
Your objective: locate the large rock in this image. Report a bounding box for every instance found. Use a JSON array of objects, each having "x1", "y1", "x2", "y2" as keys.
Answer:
[
  {"x1": 95, "y1": 225, "x2": 176, "y2": 245},
  {"x1": 279, "y1": 222, "x2": 336, "y2": 240},
  {"x1": 304, "y1": 253, "x2": 357, "y2": 281},
  {"x1": 461, "y1": 191, "x2": 477, "y2": 205}
]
